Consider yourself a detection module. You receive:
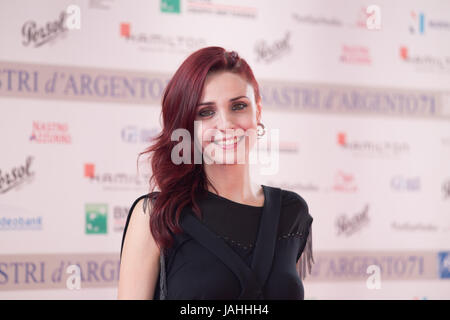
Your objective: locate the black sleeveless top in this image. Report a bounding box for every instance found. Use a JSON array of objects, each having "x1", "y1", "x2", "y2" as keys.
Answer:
[{"x1": 120, "y1": 185, "x2": 314, "y2": 300}]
